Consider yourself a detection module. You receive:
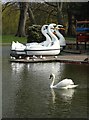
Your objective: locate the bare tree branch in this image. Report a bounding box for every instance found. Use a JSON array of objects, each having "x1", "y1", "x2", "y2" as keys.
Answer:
[
  {"x1": 44, "y1": 2, "x2": 57, "y2": 8},
  {"x1": 28, "y1": 4, "x2": 36, "y2": 25},
  {"x1": 2, "y1": 2, "x2": 16, "y2": 12}
]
